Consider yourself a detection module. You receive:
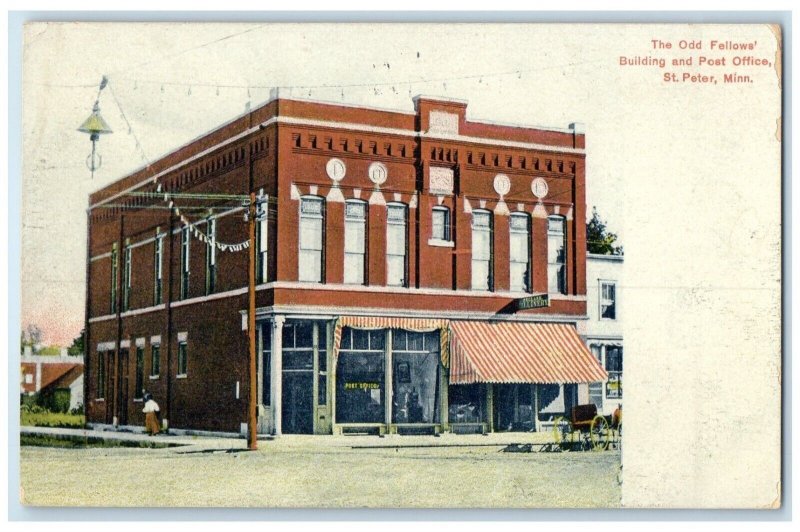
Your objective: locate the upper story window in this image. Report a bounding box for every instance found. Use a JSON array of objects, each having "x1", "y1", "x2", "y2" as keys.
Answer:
[
  {"x1": 154, "y1": 229, "x2": 163, "y2": 305},
  {"x1": 600, "y1": 281, "x2": 617, "y2": 320},
  {"x1": 547, "y1": 215, "x2": 567, "y2": 294},
  {"x1": 431, "y1": 206, "x2": 451, "y2": 242},
  {"x1": 122, "y1": 242, "x2": 132, "y2": 312},
  {"x1": 180, "y1": 226, "x2": 191, "y2": 299},
  {"x1": 299, "y1": 197, "x2": 324, "y2": 283},
  {"x1": 110, "y1": 243, "x2": 118, "y2": 313},
  {"x1": 256, "y1": 205, "x2": 268, "y2": 284},
  {"x1": 509, "y1": 213, "x2": 531, "y2": 292},
  {"x1": 471, "y1": 210, "x2": 492, "y2": 291},
  {"x1": 344, "y1": 200, "x2": 367, "y2": 285},
  {"x1": 205, "y1": 217, "x2": 217, "y2": 295},
  {"x1": 386, "y1": 203, "x2": 407, "y2": 287}
]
